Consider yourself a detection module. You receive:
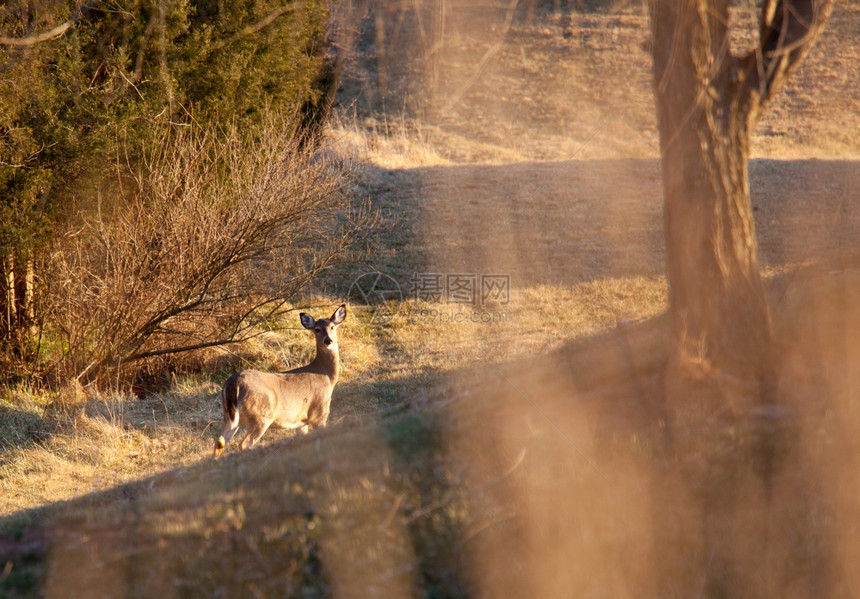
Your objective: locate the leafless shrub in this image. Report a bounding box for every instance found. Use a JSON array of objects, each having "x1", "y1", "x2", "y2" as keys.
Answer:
[{"x1": 43, "y1": 113, "x2": 375, "y2": 386}]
